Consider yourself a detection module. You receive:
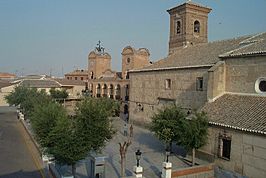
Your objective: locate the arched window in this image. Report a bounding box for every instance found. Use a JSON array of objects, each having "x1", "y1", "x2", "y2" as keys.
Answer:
[
  {"x1": 102, "y1": 84, "x2": 107, "y2": 97},
  {"x1": 90, "y1": 71, "x2": 94, "y2": 79},
  {"x1": 194, "y1": 20, "x2": 200, "y2": 33},
  {"x1": 96, "y1": 84, "x2": 101, "y2": 97},
  {"x1": 176, "y1": 21, "x2": 181, "y2": 34},
  {"x1": 115, "y1": 84, "x2": 121, "y2": 100},
  {"x1": 109, "y1": 84, "x2": 114, "y2": 99}
]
